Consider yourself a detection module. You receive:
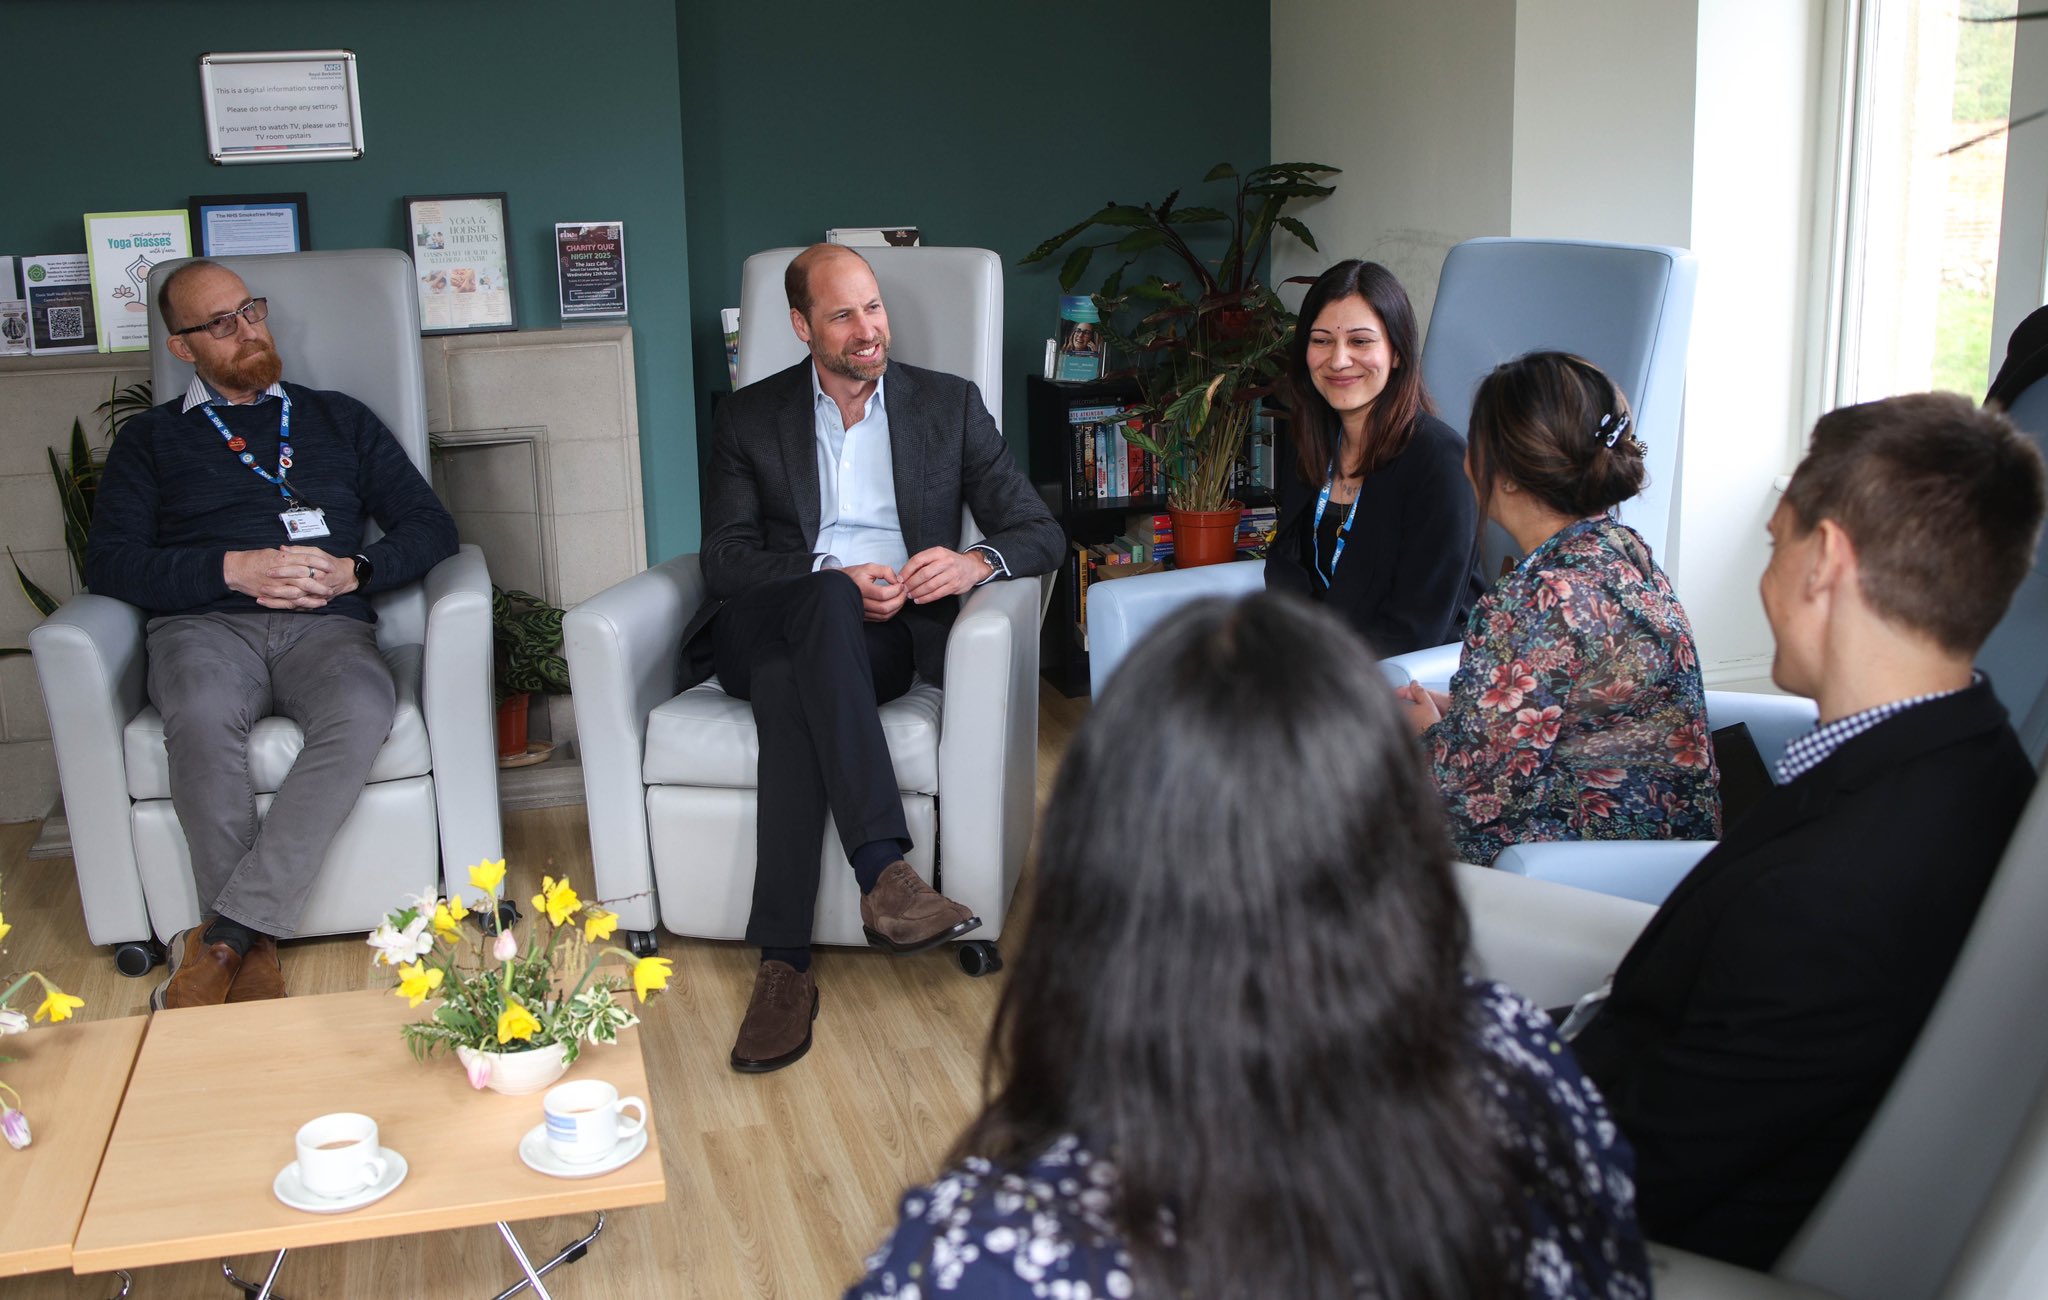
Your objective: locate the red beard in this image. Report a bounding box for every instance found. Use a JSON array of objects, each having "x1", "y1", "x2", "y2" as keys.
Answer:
[{"x1": 212, "y1": 340, "x2": 283, "y2": 394}]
